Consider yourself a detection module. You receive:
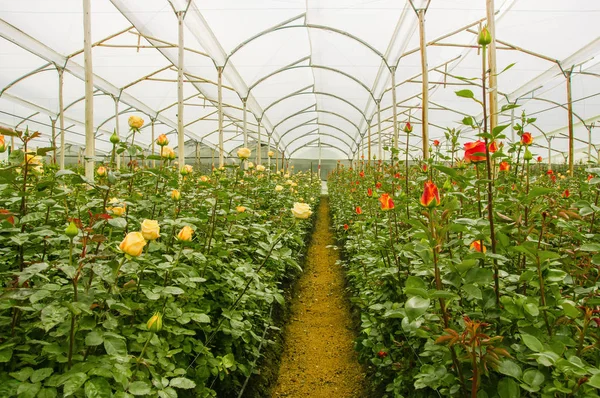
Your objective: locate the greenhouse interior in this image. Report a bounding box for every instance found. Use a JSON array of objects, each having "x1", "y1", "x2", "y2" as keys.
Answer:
[{"x1": 1, "y1": 0, "x2": 600, "y2": 397}]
